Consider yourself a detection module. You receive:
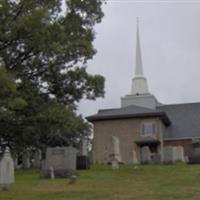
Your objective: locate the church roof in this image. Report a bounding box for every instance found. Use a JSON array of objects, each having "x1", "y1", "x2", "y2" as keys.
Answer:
[
  {"x1": 86, "y1": 105, "x2": 171, "y2": 126},
  {"x1": 158, "y1": 102, "x2": 200, "y2": 140},
  {"x1": 87, "y1": 102, "x2": 200, "y2": 140}
]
